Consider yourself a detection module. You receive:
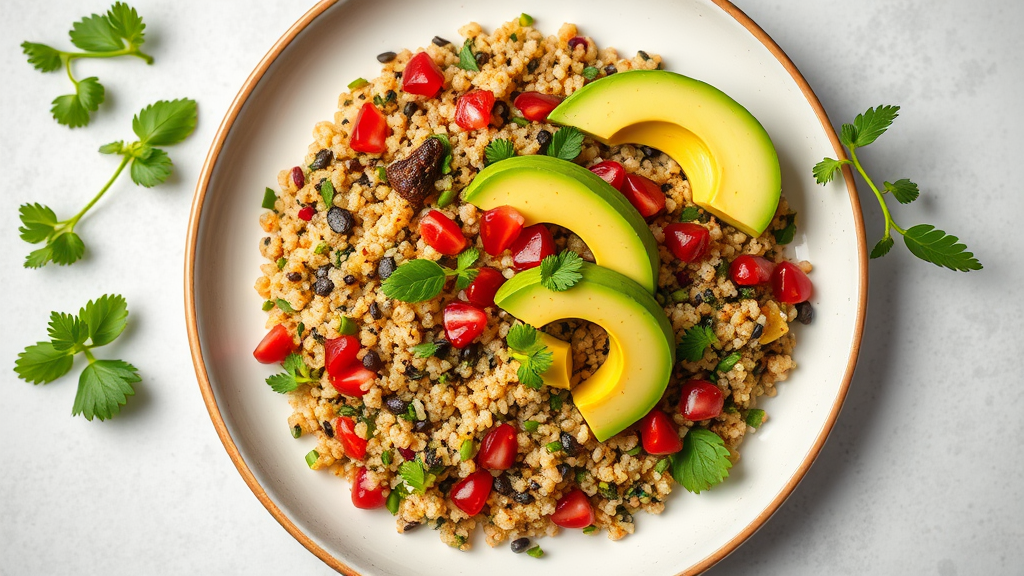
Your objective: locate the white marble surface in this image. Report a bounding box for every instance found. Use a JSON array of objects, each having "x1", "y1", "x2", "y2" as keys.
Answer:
[{"x1": 1, "y1": 1, "x2": 1020, "y2": 574}]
